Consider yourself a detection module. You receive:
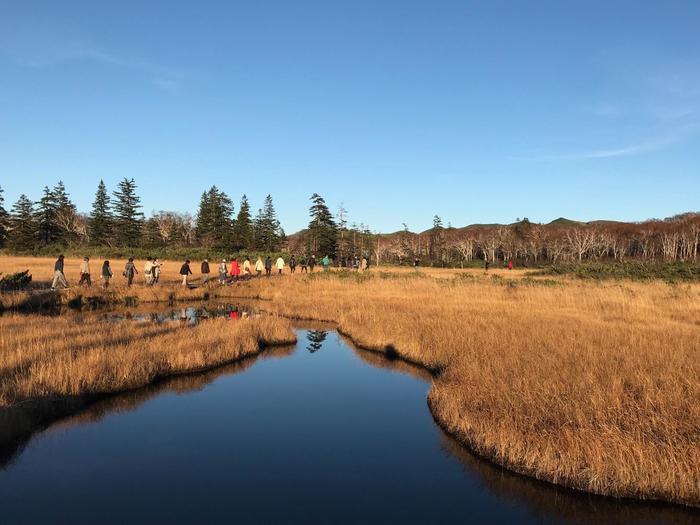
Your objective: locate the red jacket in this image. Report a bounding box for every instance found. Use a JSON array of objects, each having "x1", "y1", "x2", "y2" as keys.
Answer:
[{"x1": 230, "y1": 260, "x2": 240, "y2": 276}]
